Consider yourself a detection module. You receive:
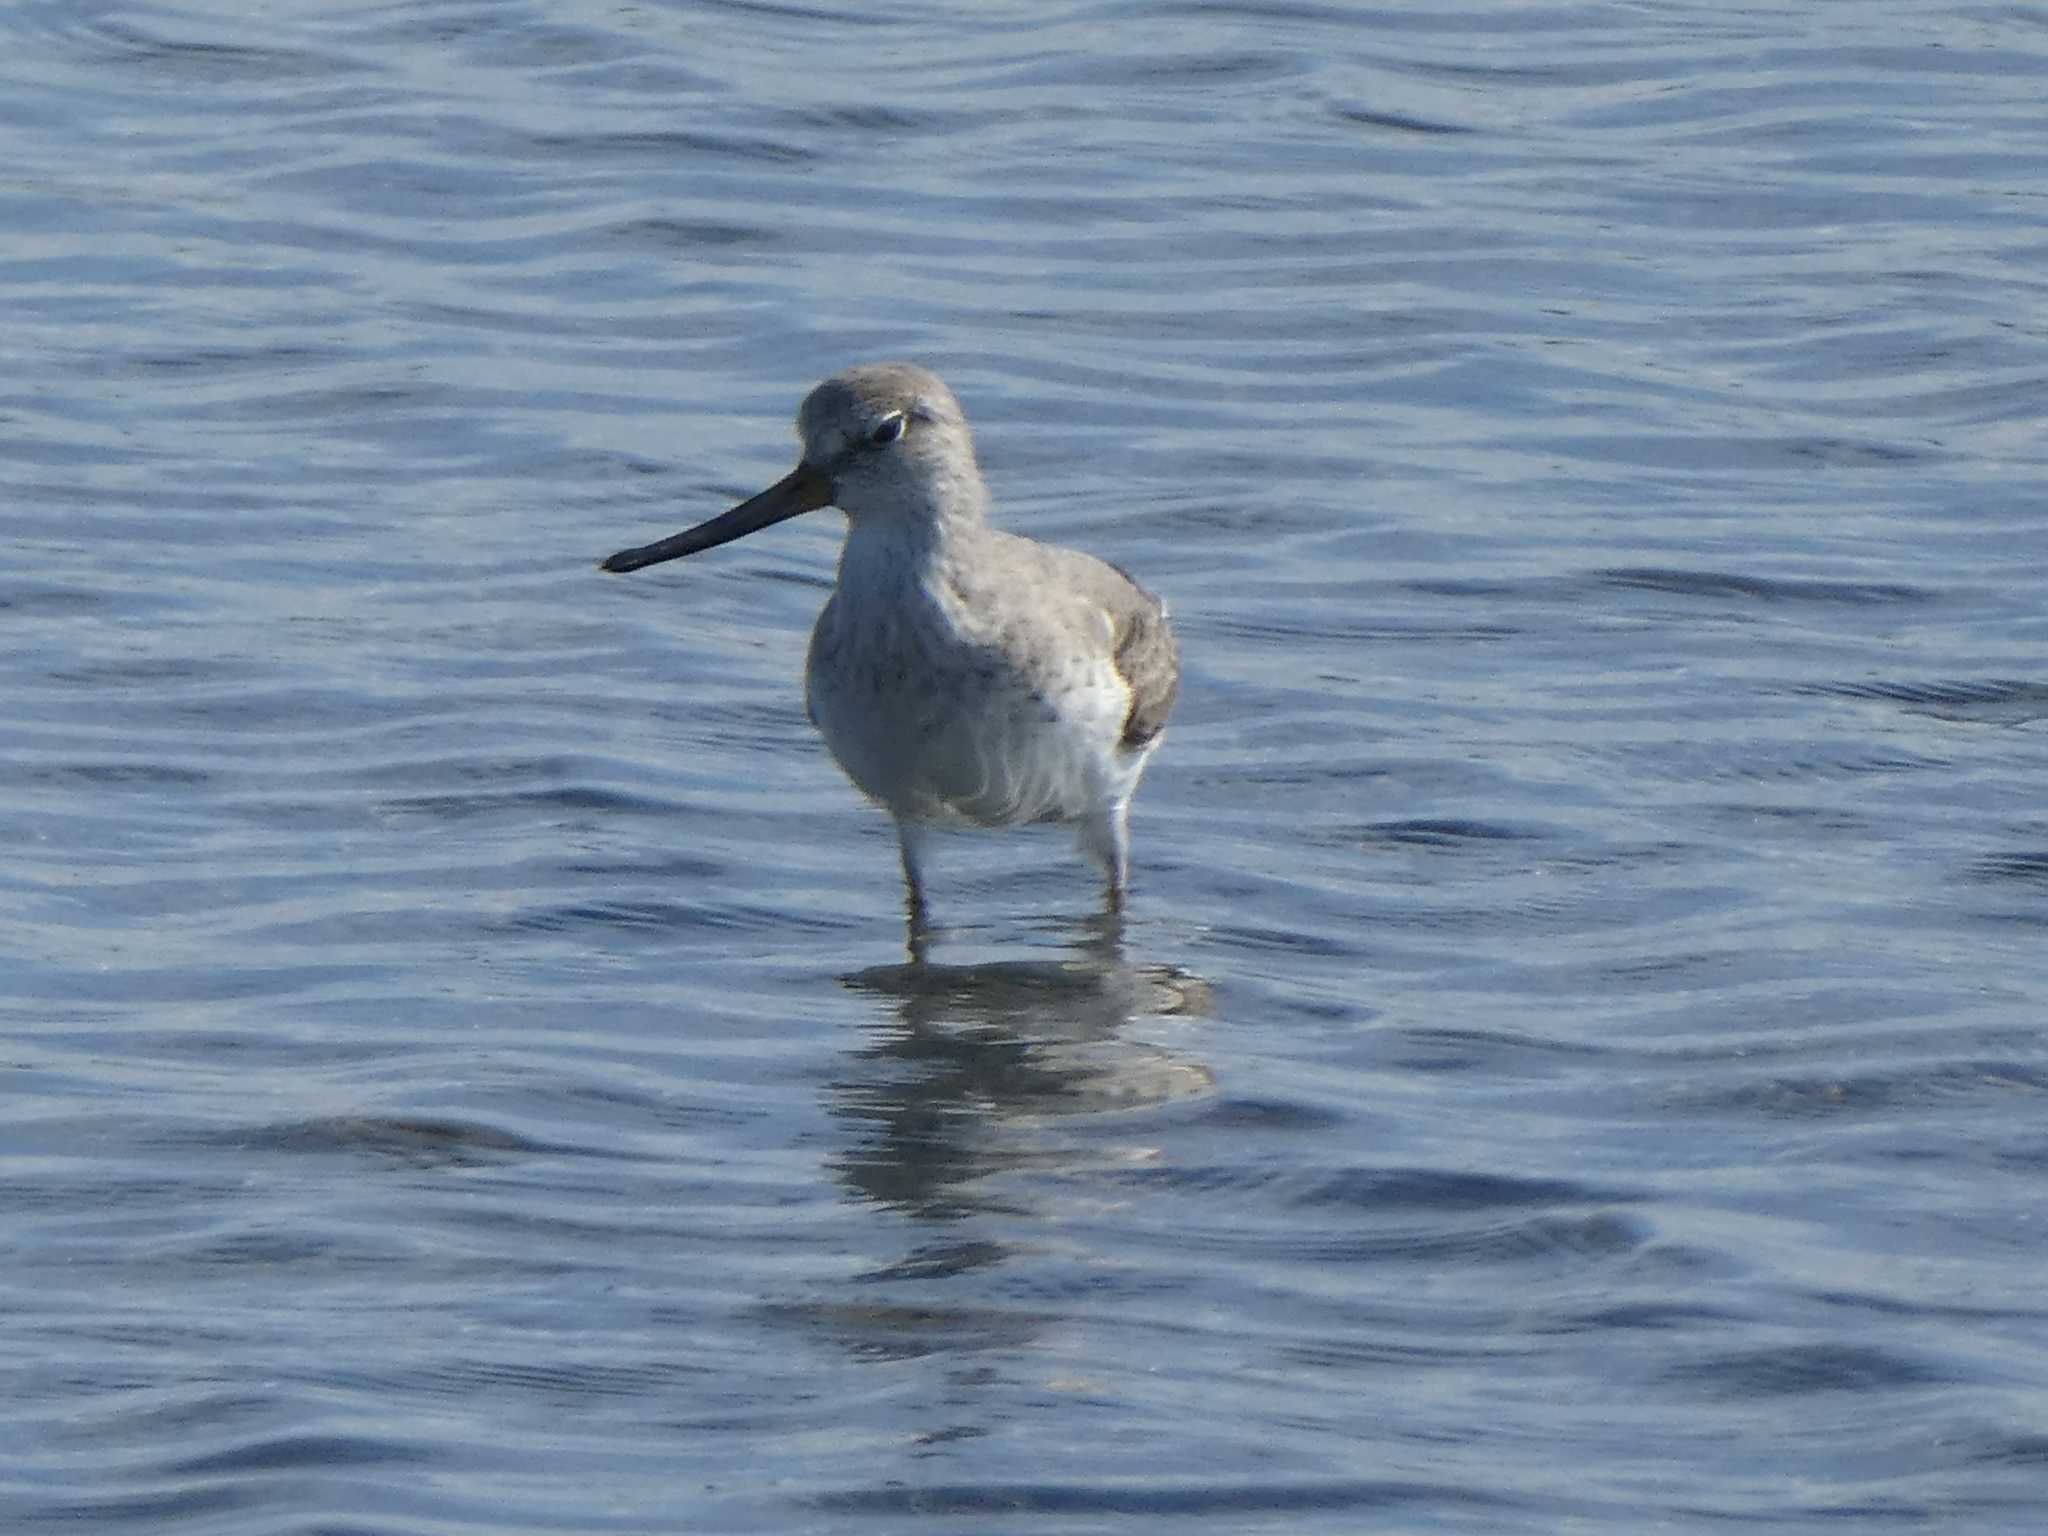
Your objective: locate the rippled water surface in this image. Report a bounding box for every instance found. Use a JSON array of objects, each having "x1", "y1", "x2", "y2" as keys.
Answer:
[{"x1": 7, "y1": 1, "x2": 2048, "y2": 1530}]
